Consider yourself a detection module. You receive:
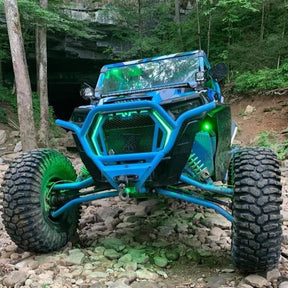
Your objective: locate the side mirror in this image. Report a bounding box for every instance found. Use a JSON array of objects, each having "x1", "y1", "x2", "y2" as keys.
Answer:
[
  {"x1": 209, "y1": 63, "x2": 227, "y2": 82},
  {"x1": 80, "y1": 83, "x2": 96, "y2": 102}
]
